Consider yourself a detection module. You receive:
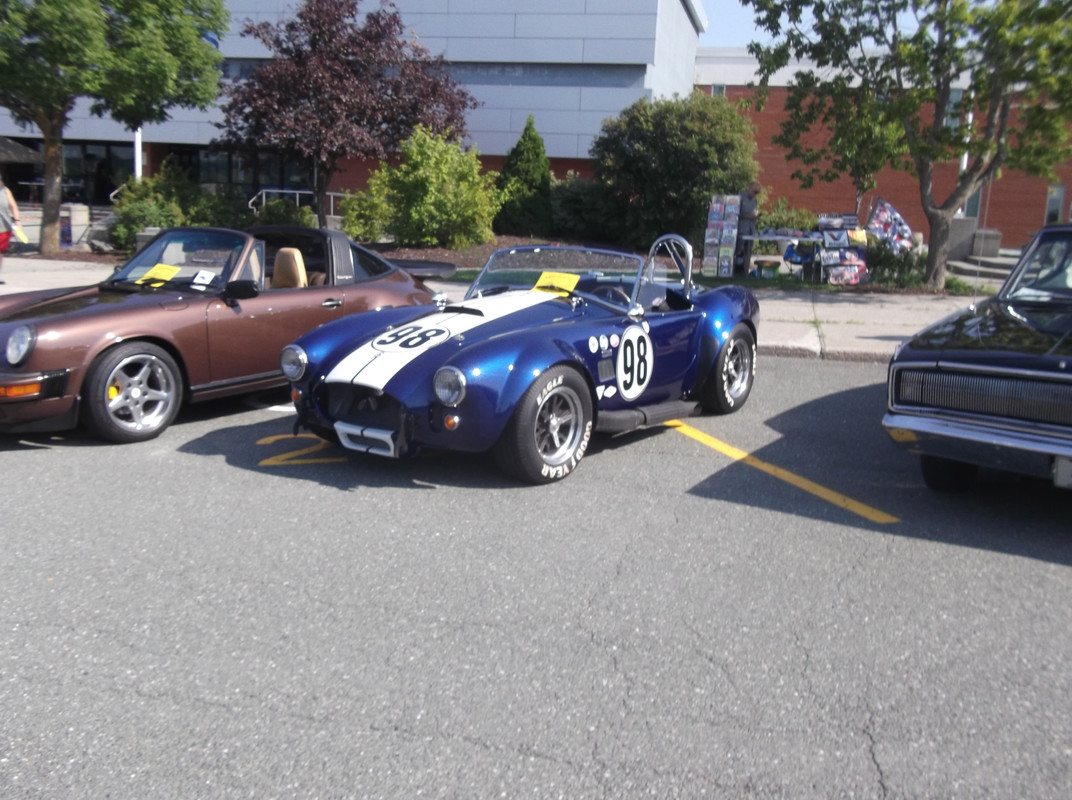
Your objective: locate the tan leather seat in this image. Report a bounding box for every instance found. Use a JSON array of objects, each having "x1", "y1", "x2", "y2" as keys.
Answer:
[{"x1": 271, "y1": 247, "x2": 308, "y2": 289}]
